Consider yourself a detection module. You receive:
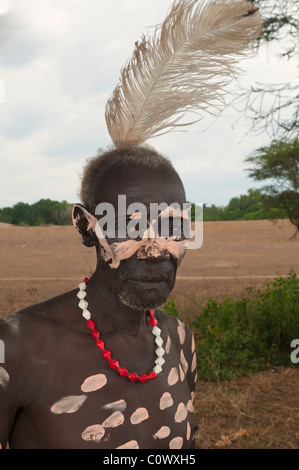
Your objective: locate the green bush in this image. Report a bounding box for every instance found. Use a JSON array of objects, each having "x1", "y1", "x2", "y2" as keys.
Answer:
[
  {"x1": 162, "y1": 297, "x2": 180, "y2": 319},
  {"x1": 191, "y1": 270, "x2": 299, "y2": 381}
]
